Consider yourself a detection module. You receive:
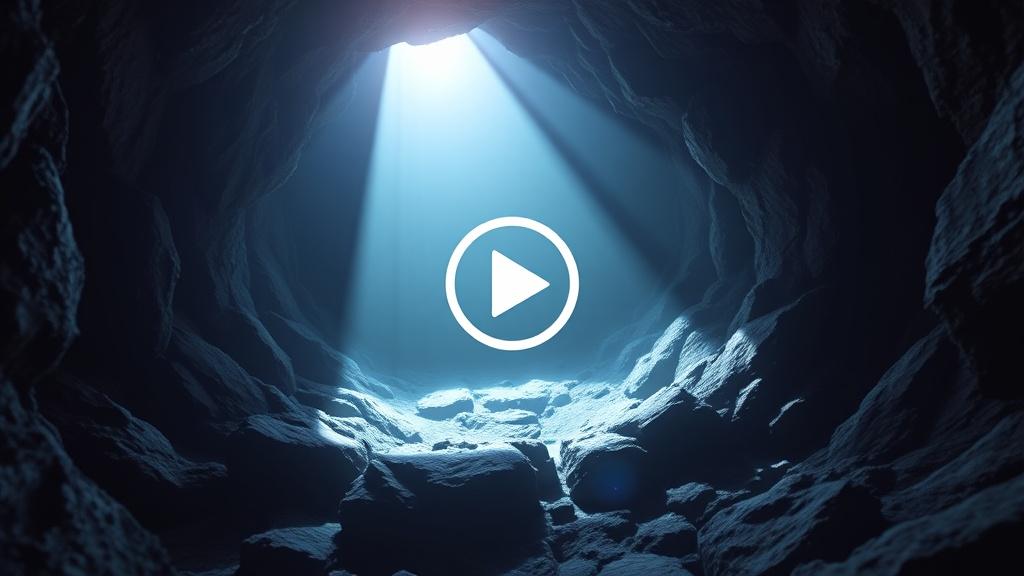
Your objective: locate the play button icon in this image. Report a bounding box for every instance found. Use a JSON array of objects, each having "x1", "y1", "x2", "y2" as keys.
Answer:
[
  {"x1": 491, "y1": 250, "x2": 550, "y2": 317},
  {"x1": 446, "y1": 217, "x2": 580, "y2": 351}
]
